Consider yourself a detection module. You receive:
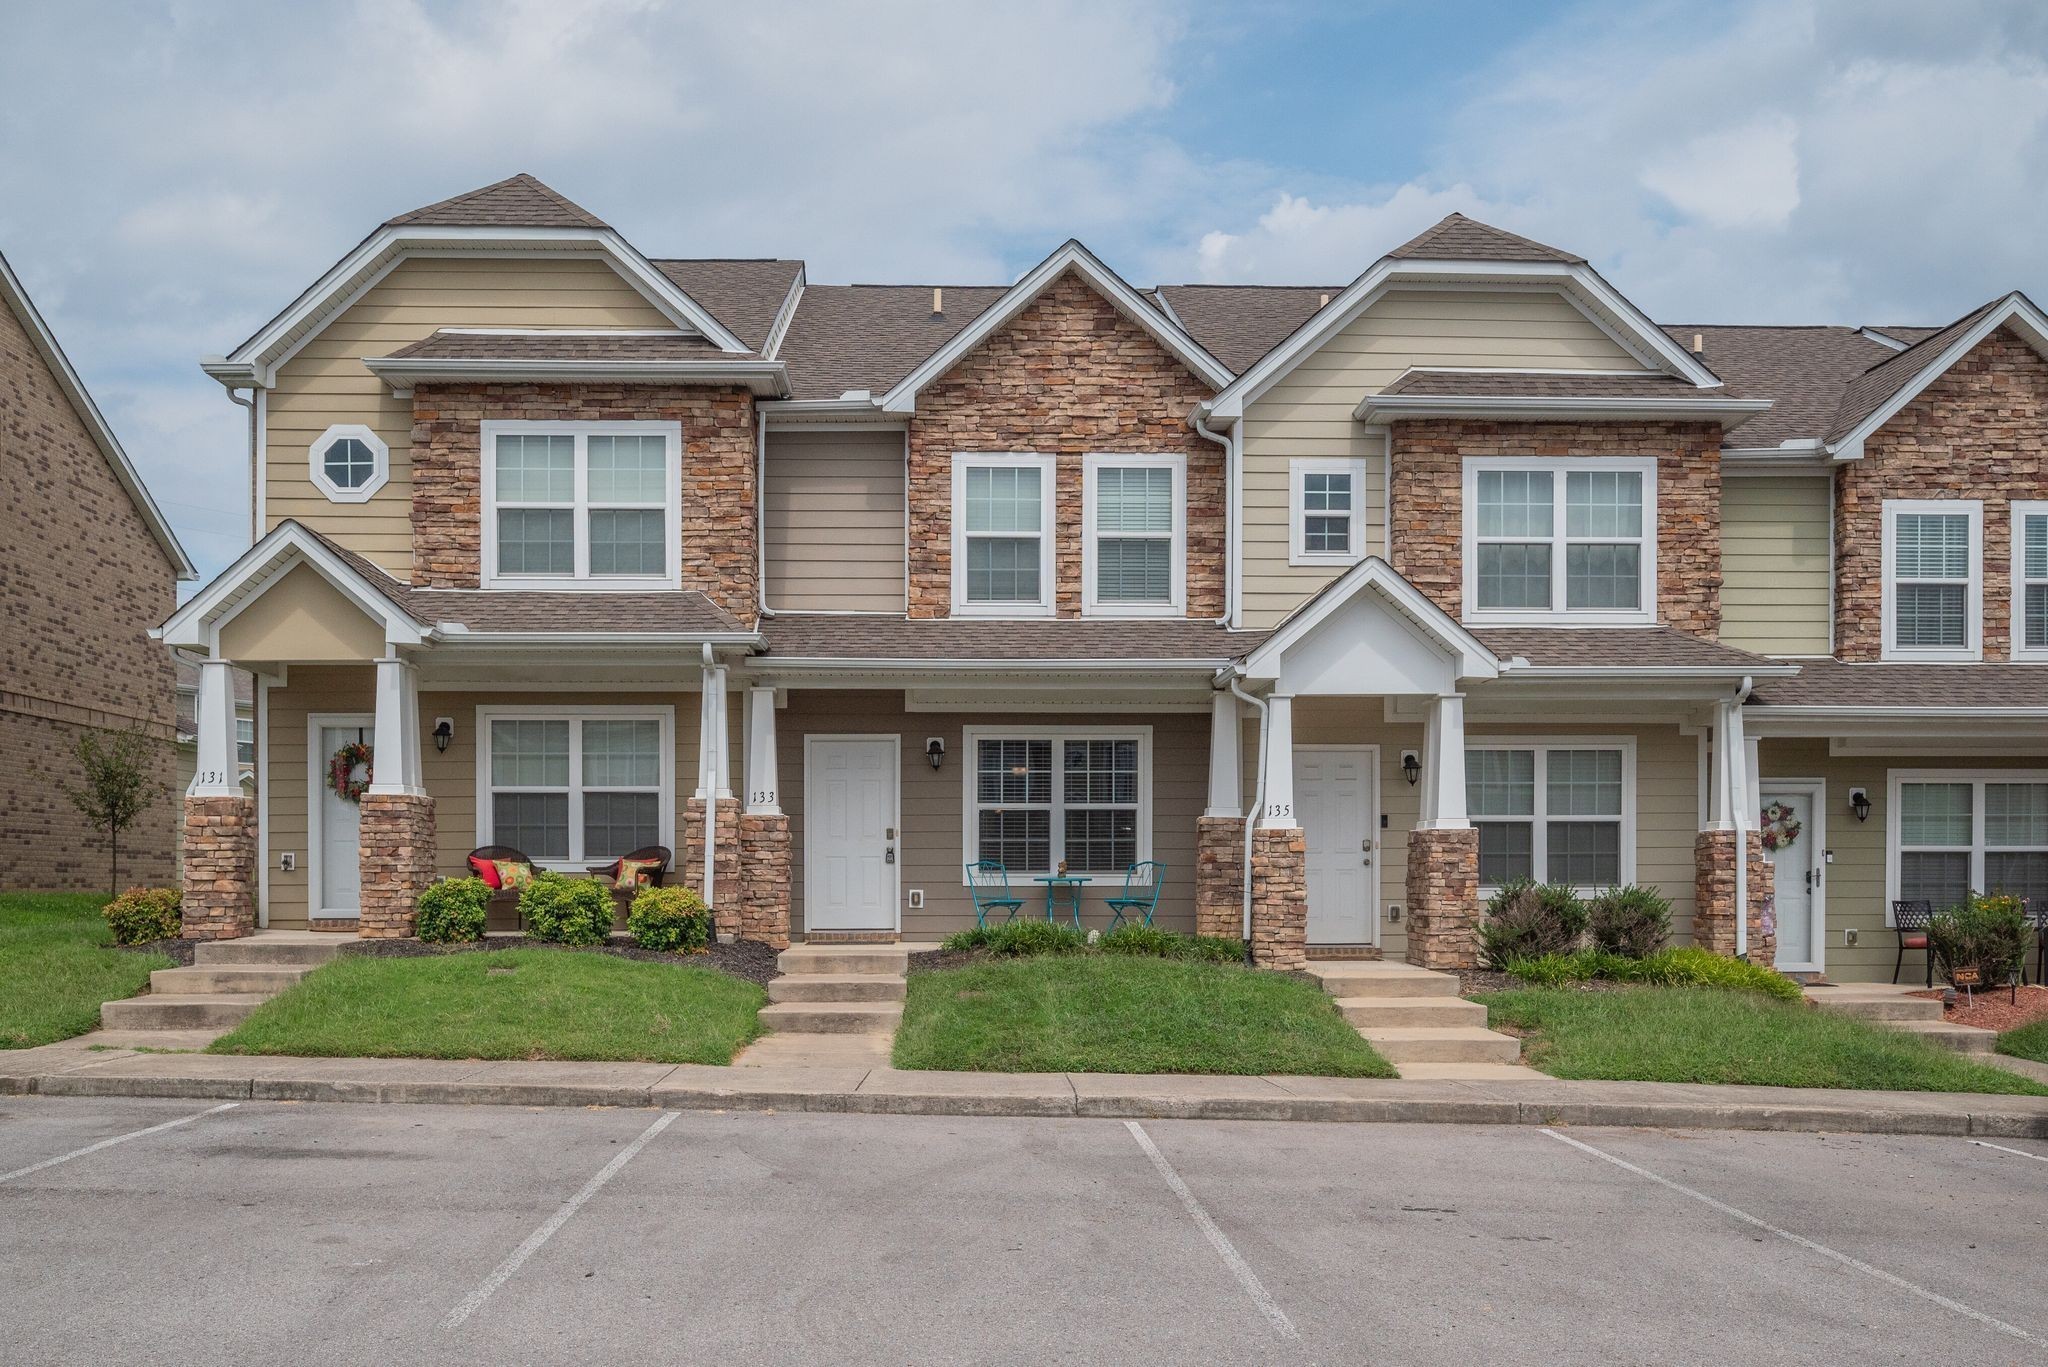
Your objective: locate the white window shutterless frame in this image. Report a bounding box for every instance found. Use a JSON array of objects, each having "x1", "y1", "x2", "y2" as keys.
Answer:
[
  {"x1": 951, "y1": 453, "x2": 1055, "y2": 616},
  {"x1": 474, "y1": 706, "x2": 674, "y2": 869},
  {"x1": 2011, "y1": 501, "x2": 2048, "y2": 661},
  {"x1": 1082, "y1": 454, "x2": 1185, "y2": 616},
  {"x1": 1288, "y1": 457, "x2": 1368, "y2": 566},
  {"x1": 480, "y1": 420, "x2": 682, "y2": 591},
  {"x1": 1461, "y1": 457, "x2": 1658, "y2": 626},
  {"x1": 1880, "y1": 499, "x2": 1981, "y2": 661},
  {"x1": 1888, "y1": 770, "x2": 2048, "y2": 918}
]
